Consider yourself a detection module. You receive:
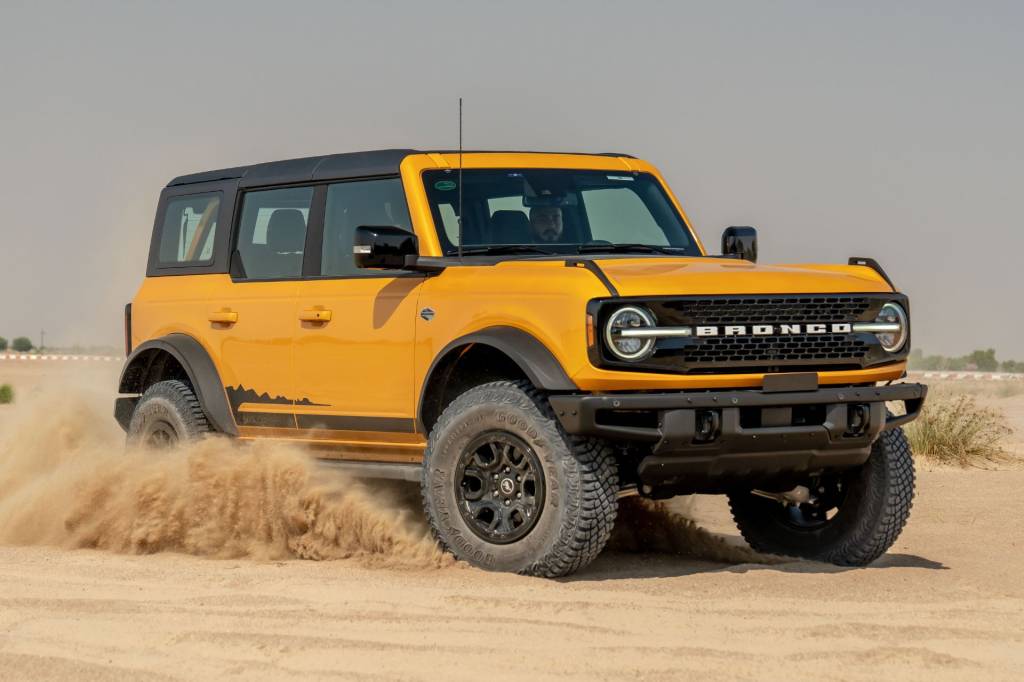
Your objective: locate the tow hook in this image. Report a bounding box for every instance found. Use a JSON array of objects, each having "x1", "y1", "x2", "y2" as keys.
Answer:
[{"x1": 751, "y1": 485, "x2": 815, "y2": 506}]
